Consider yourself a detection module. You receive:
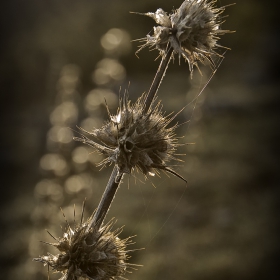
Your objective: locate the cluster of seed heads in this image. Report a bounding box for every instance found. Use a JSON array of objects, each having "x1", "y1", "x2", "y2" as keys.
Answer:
[
  {"x1": 74, "y1": 91, "x2": 186, "y2": 182},
  {"x1": 34, "y1": 212, "x2": 138, "y2": 280},
  {"x1": 34, "y1": 0, "x2": 232, "y2": 278},
  {"x1": 134, "y1": 0, "x2": 231, "y2": 75}
]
